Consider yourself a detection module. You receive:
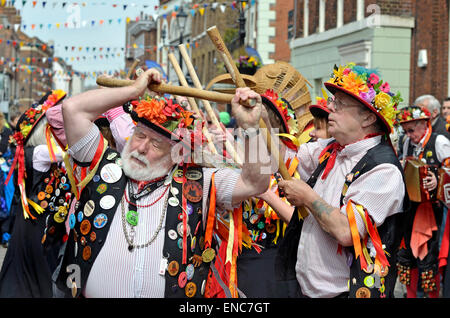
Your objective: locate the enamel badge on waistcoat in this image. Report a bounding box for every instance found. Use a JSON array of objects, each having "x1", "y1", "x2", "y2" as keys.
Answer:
[{"x1": 163, "y1": 165, "x2": 211, "y2": 298}]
